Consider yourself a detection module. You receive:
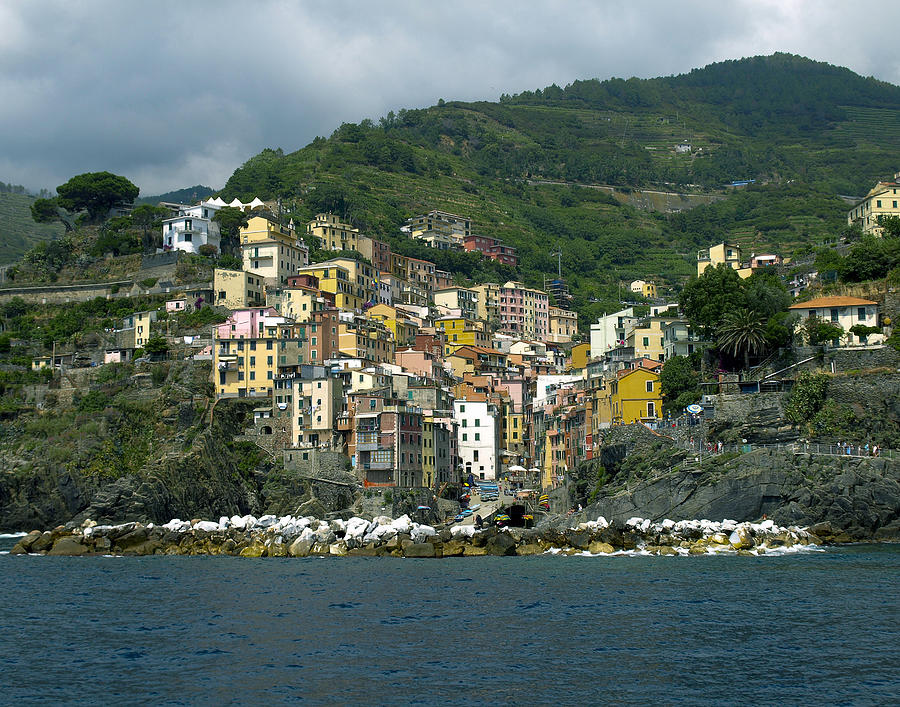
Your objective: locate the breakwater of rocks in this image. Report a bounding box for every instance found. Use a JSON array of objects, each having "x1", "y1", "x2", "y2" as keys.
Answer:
[{"x1": 8, "y1": 513, "x2": 827, "y2": 558}]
